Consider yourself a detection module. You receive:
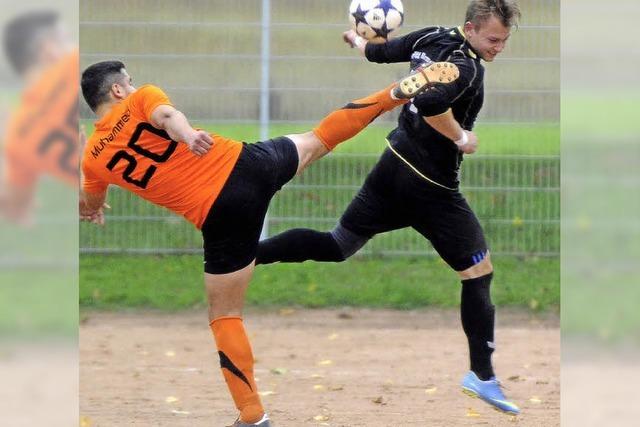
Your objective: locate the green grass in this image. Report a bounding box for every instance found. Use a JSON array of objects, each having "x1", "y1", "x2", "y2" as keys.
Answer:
[
  {"x1": 0, "y1": 270, "x2": 78, "y2": 338},
  {"x1": 561, "y1": 93, "x2": 640, "y2": 344},
  {"x1": 0, "y1": 181, "x2": 78, "y2": 339},
  {"x1": 80, "y1": 254, "x2": 559, "y2": 311}
]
